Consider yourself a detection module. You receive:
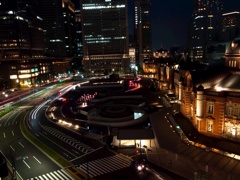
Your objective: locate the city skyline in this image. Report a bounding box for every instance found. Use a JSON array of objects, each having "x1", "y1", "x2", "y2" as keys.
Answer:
[
  {"x1": 72, "y1": 0, "x2": 240, "y2": 50},
  {"x1": 151, "y1": 0, "x2": 240, "y2": 50}
]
